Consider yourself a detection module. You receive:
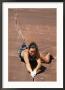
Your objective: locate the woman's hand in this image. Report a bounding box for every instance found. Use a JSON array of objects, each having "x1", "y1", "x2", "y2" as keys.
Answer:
[
  {"x1": 30, "y1": 70, "x2": 36, "y2": 78},
  {"x1": 33, "y1": 69, "x2": 36, "y2": 75}
]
